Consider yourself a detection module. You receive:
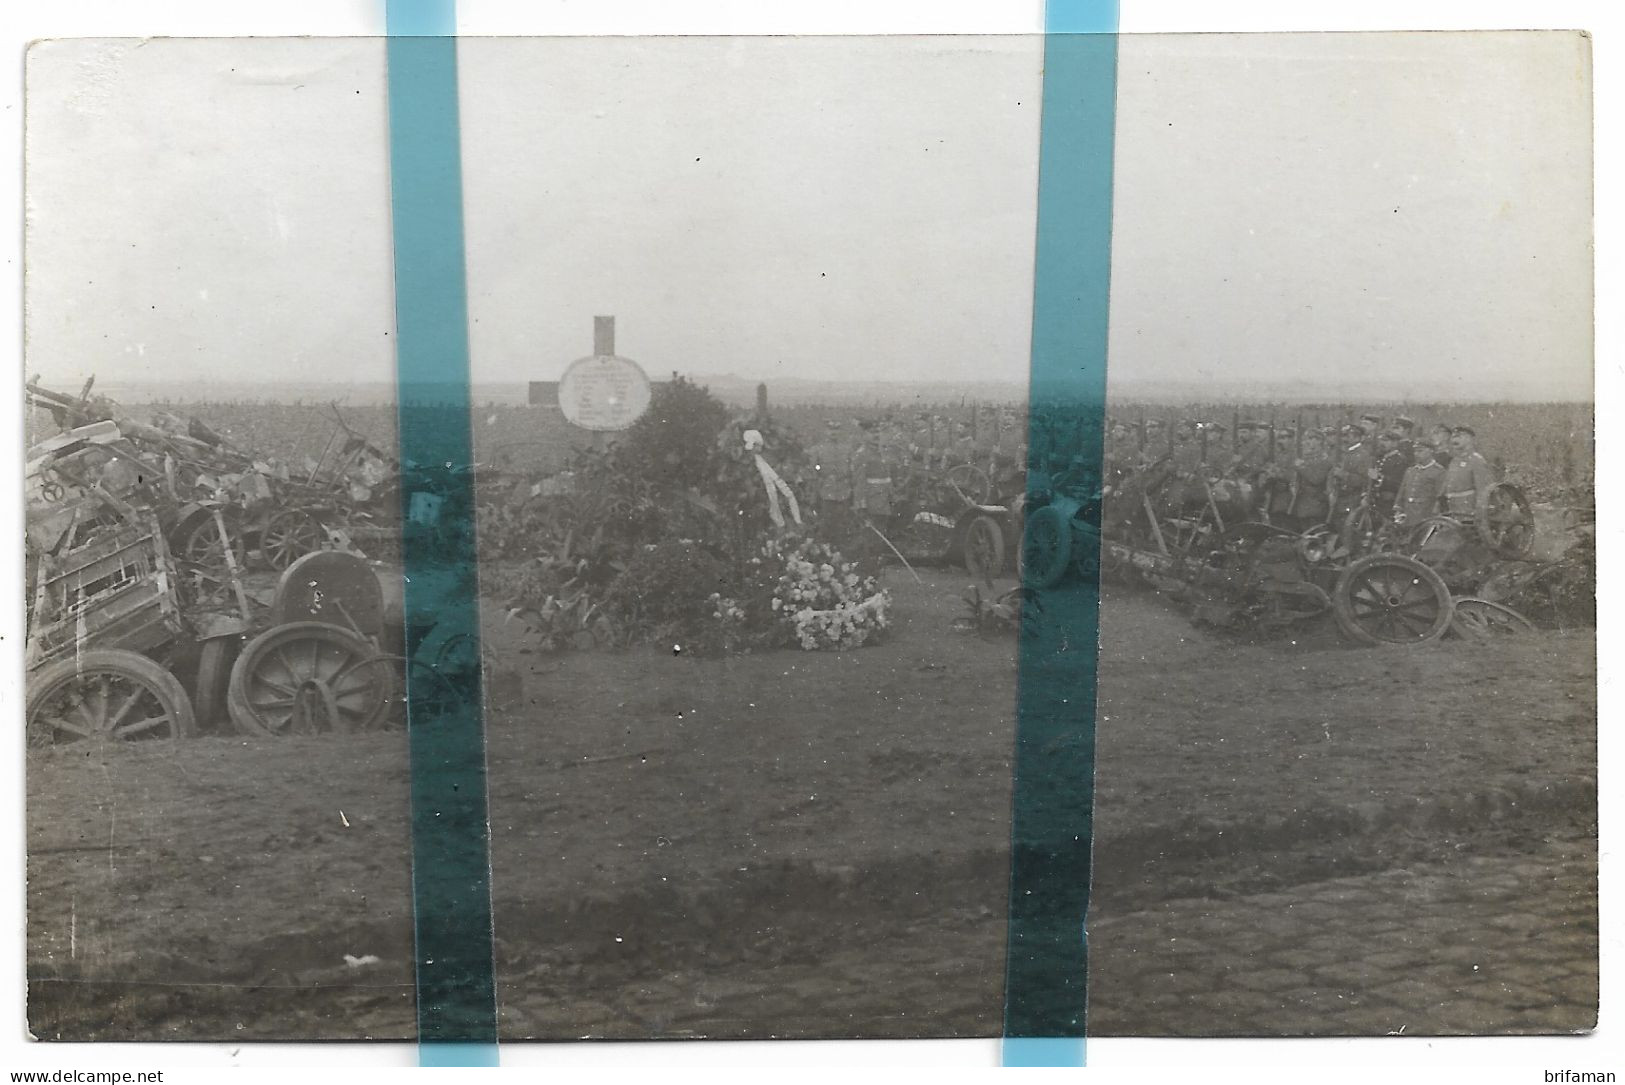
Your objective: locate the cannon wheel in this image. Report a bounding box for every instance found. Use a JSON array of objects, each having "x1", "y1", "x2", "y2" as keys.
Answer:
[
  {"x1": 227, "y1": 621, "x2": 397, "y2": 736},
  {"x1": 27, "y1": 648, "x2": 194, "y2": 748},
  {"x1": 1072, "y1": 524, "x2": 1103, "y2": 581},
  {"x1": 1450, "y1": 597, "x2": 1537, "y2": 640},
  {"x1": 259, "y1": 508, "x2": 326, "y2": 571},
  {"x1": 178, "y1": 510, "x2": 247, "y2": 607},
  {"x1": 401, "y1": 659, "x2": 464, "y2": 724},
  {"x1": 432, "y1": 632, "x2": 507, "y2": 682},
  {"x1": 1338, "y1": 501, "x2": 1387, "y2": 560},
  {"x1": 962, "y1": 515, "x2": 1006, "y2": 580},
  {"x1": 946, "y1": 463, "x2": 993, "y2": 505},
  {"x1": 1478, "y1": 482, "x2": 1537, "y2": 559},
  {"x1": 1332, "y1": 553, "x2": 1454, "y2": 647},
  {"x1": 1019, "y1": 506, "x2": 1073, "y2": 590},
  {"x1": 192, "y1": 635, "x2": 243, "y2": 733}
]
